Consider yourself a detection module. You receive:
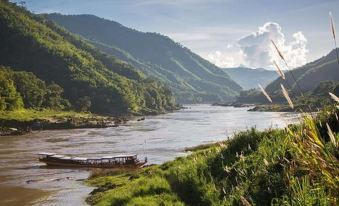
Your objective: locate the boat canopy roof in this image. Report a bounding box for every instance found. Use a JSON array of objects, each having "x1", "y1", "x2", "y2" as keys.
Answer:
[
  {"x1": 102, "y1": 154, "x2": 137, "y2": 159},
  {"x1": 72, "y1": 157, "x2": 87, "y2": 161},
  {"x1": 38, "y1": 152, "x2": 56, "y2": 156},
  {"x1": 60, "y1": 157, "x2": 72, "y2": 160},
  {"x1": 51, "y1": 155, "x2": 64, "y2": 158}
]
